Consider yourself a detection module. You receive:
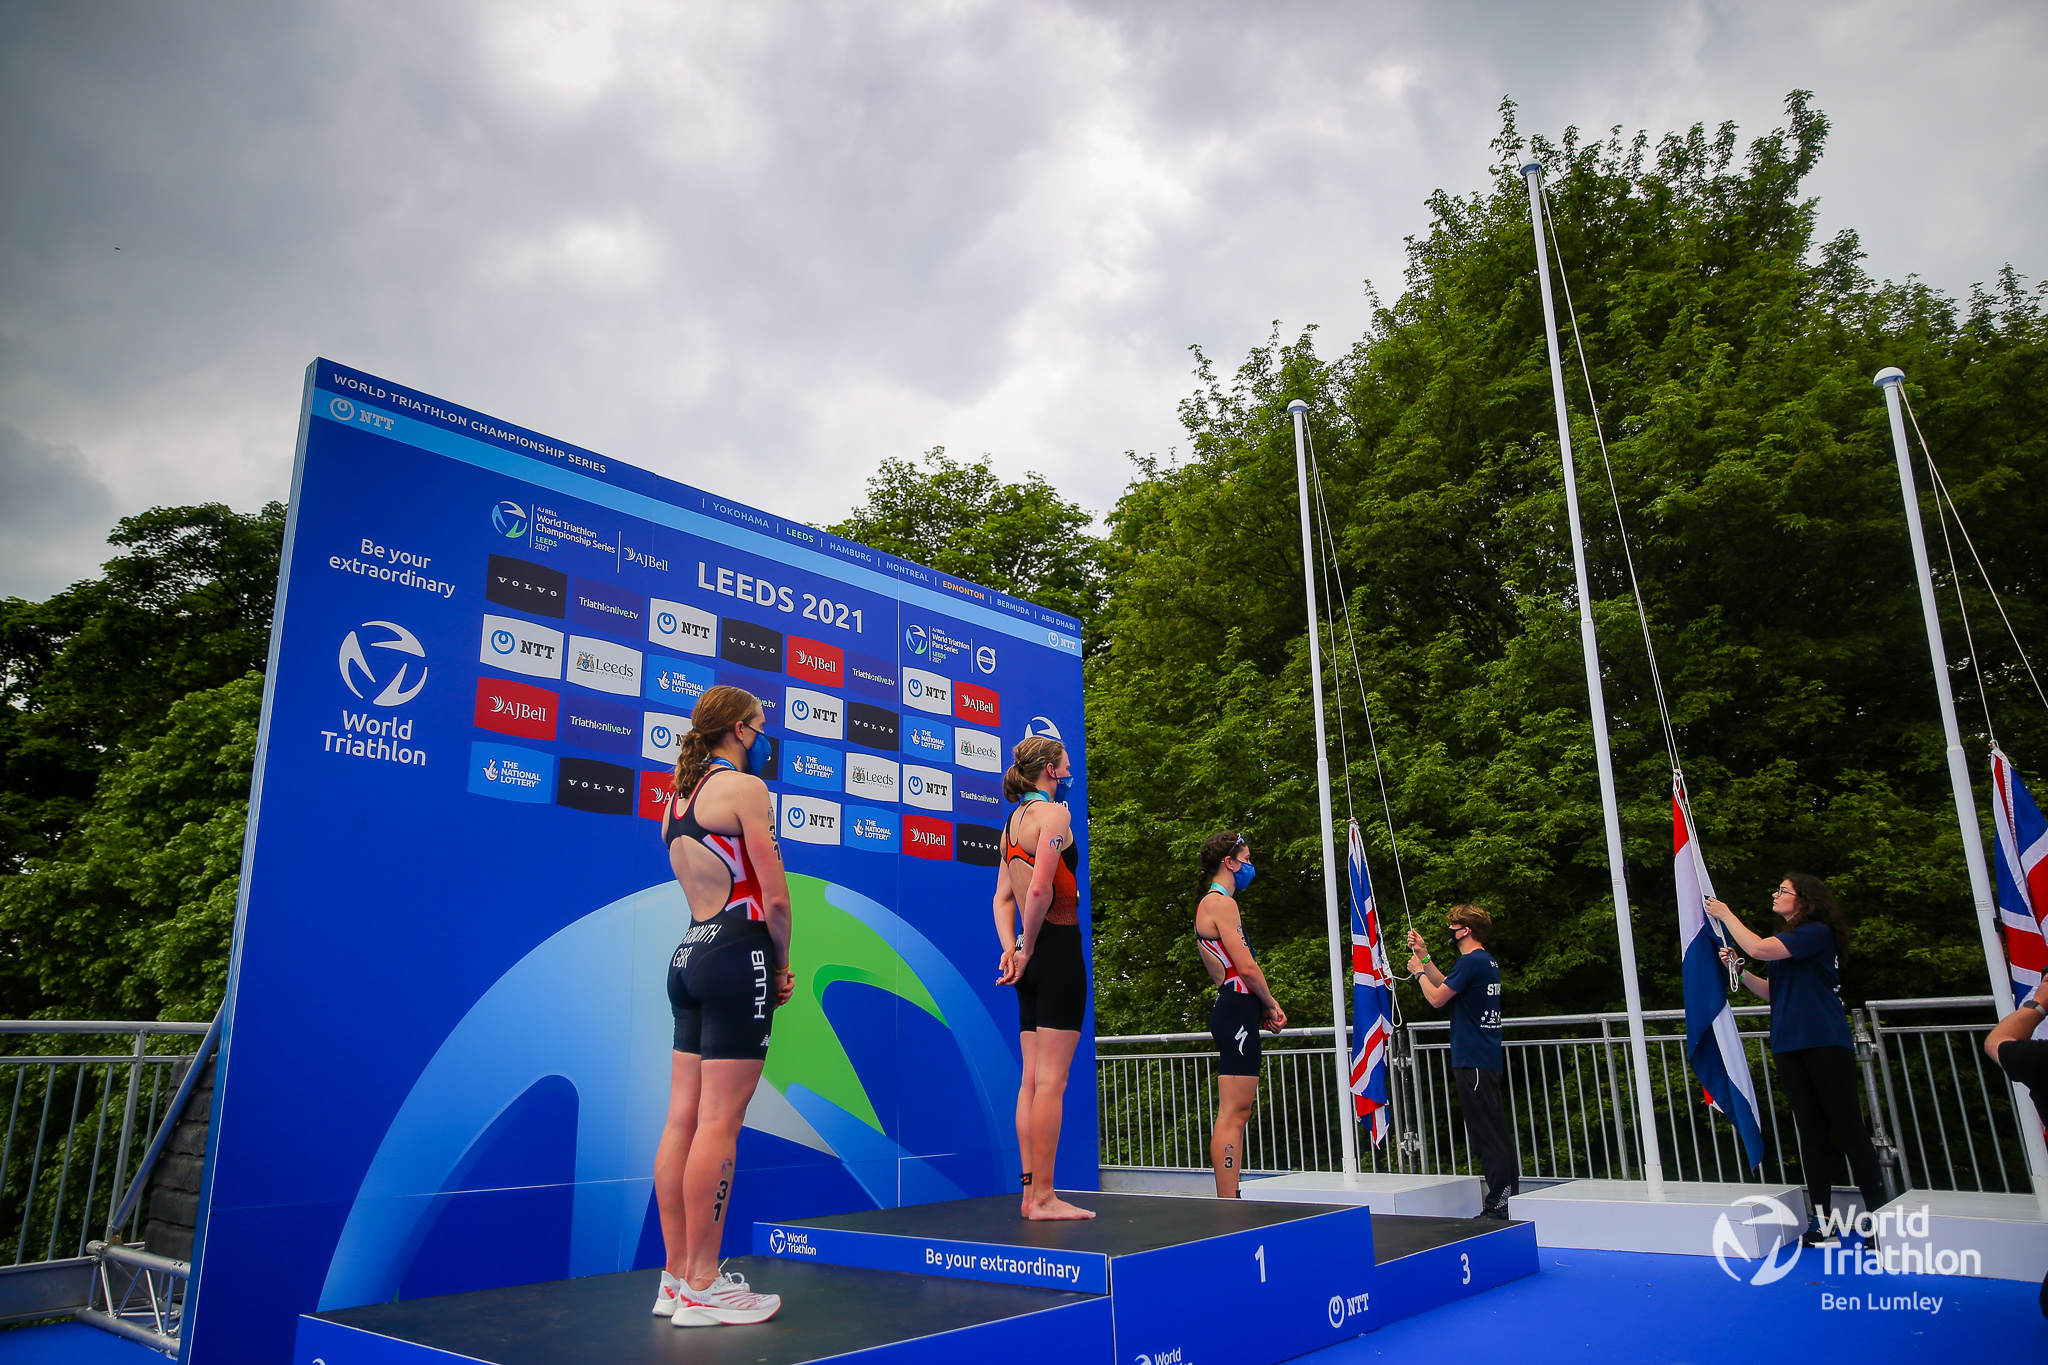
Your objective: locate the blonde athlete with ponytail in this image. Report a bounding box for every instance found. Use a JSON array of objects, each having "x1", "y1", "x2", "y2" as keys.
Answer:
[{"x1": 992, "y1": 735, "x2": 1095, "y2": 1221}]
